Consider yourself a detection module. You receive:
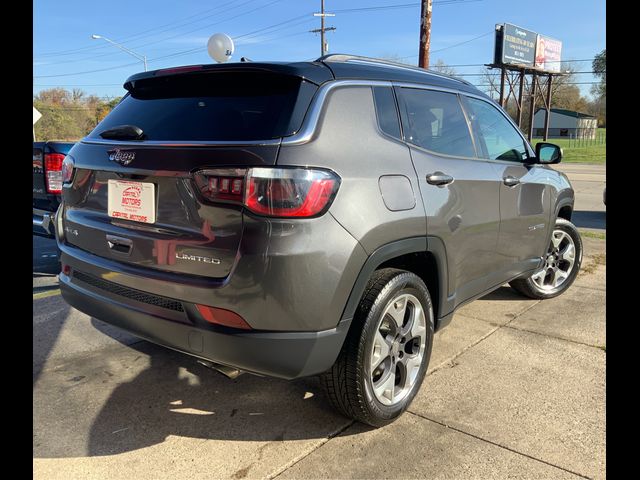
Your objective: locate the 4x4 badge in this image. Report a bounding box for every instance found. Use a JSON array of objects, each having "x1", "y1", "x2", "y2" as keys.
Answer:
[{"x1": 108, "y1": 149, "x2": 135, "y2": 166}]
